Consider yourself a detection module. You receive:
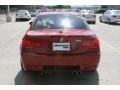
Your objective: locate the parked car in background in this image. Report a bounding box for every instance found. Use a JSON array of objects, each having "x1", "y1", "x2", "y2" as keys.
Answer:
[
  {"x1": 99, "y1": 10, "x2": 120, "y2": 24},
  {"x1": 80, "y1": 10, "x2": 96, "y2": 24},
  {"x1": 29, "y1": 9, "x2": 39, "y2": 17},
  {"x1": 20, "y1": 12, "x2": 100, "y2": 72},
  {"x1": 16, "y1": 10, "x2": 31, "y2": 21},
  {"x1": 95, "y1": 9, "x2": 106, "y2": 14}
]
